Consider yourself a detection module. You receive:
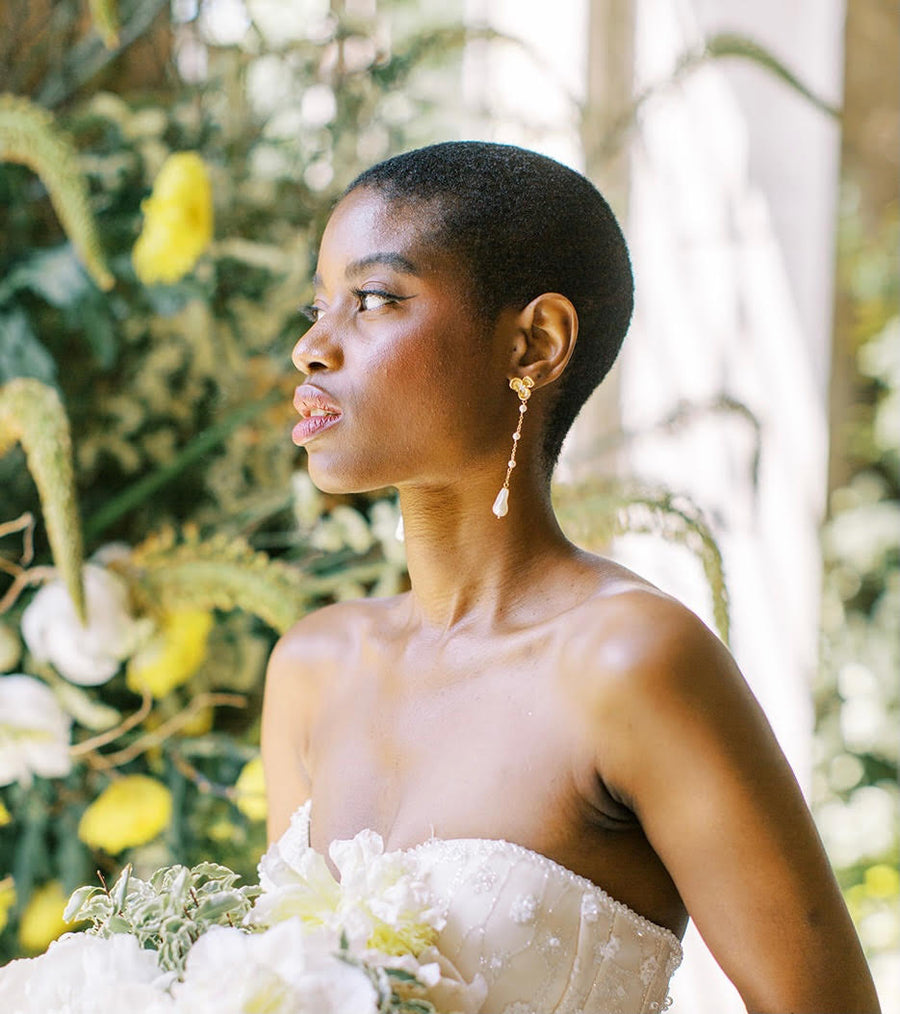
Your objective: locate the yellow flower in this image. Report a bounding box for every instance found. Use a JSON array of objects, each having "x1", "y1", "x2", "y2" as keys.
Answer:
[
  {"x1": 0, "y1": 876, "x2": 15, "y2": 933},
  {"x1": 126, "y1": 609, "x2": 213, "y2": 698},
  {"x1": 132, "y1": 152, "x2": 213, "y2": 284},
  {"x1": 864, "y1": 863, "x2": 900, "y2": 899},
  {"x1": 179, "y1": 704, "x2": 214, "y2": 737},
  {"x1": 368, "y1": 919, "x2": 439, "y2": 957},
  {"x1": 234, "y1": 754, "x2": 267, "y2": 822},
  {"x1": 0, "y1": 800, "x2": 10, "y2": 826},
  {"x1": 208, "y1": 817, "x2": 238, "y2": 842},
  {"x1": 78, "y1": 775, "x2": 172, "y2": 854},
  {"x1": 18, "y1": 880, "x2": 71, "y2": 953}
]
